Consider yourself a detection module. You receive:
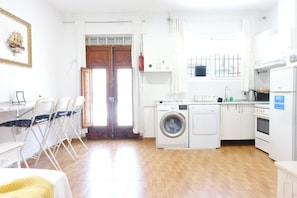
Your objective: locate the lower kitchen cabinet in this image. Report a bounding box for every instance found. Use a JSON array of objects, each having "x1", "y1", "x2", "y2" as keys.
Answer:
[
  {"x1": 220, "y1": 104, "x2": 255, "y2": 140},
  {"x1": 275, "y1": 161, "x2": 297, "y2": 198}
]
